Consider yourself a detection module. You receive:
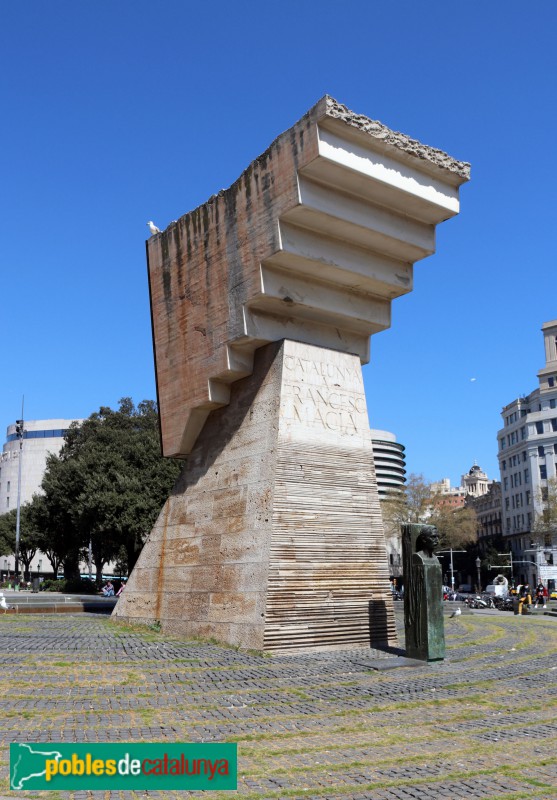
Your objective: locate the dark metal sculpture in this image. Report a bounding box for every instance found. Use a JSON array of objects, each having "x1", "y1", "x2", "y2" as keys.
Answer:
[{"x1": 402, "y1": 523, "x2": 445, "y2": 662}]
